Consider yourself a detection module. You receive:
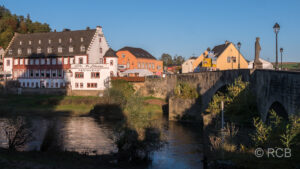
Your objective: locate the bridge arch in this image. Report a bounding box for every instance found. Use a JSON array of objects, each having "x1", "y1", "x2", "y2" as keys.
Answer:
[{"x1": 266, "y1": 101, "x2": 289, "y2": 123}]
